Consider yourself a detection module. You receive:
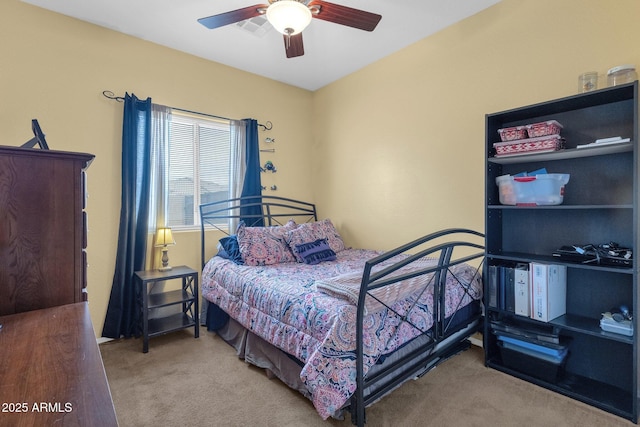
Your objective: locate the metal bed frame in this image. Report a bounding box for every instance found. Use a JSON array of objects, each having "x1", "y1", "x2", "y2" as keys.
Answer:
[
  {"x1": 353, "y1": 227, "x2": 484, "y2": 425},
  {"x1": 199, "y1": 196, "x2": 485, "y2": 426},
  {"x1": 200, "y1": 195, "x2": 318, "y2": 269}
]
